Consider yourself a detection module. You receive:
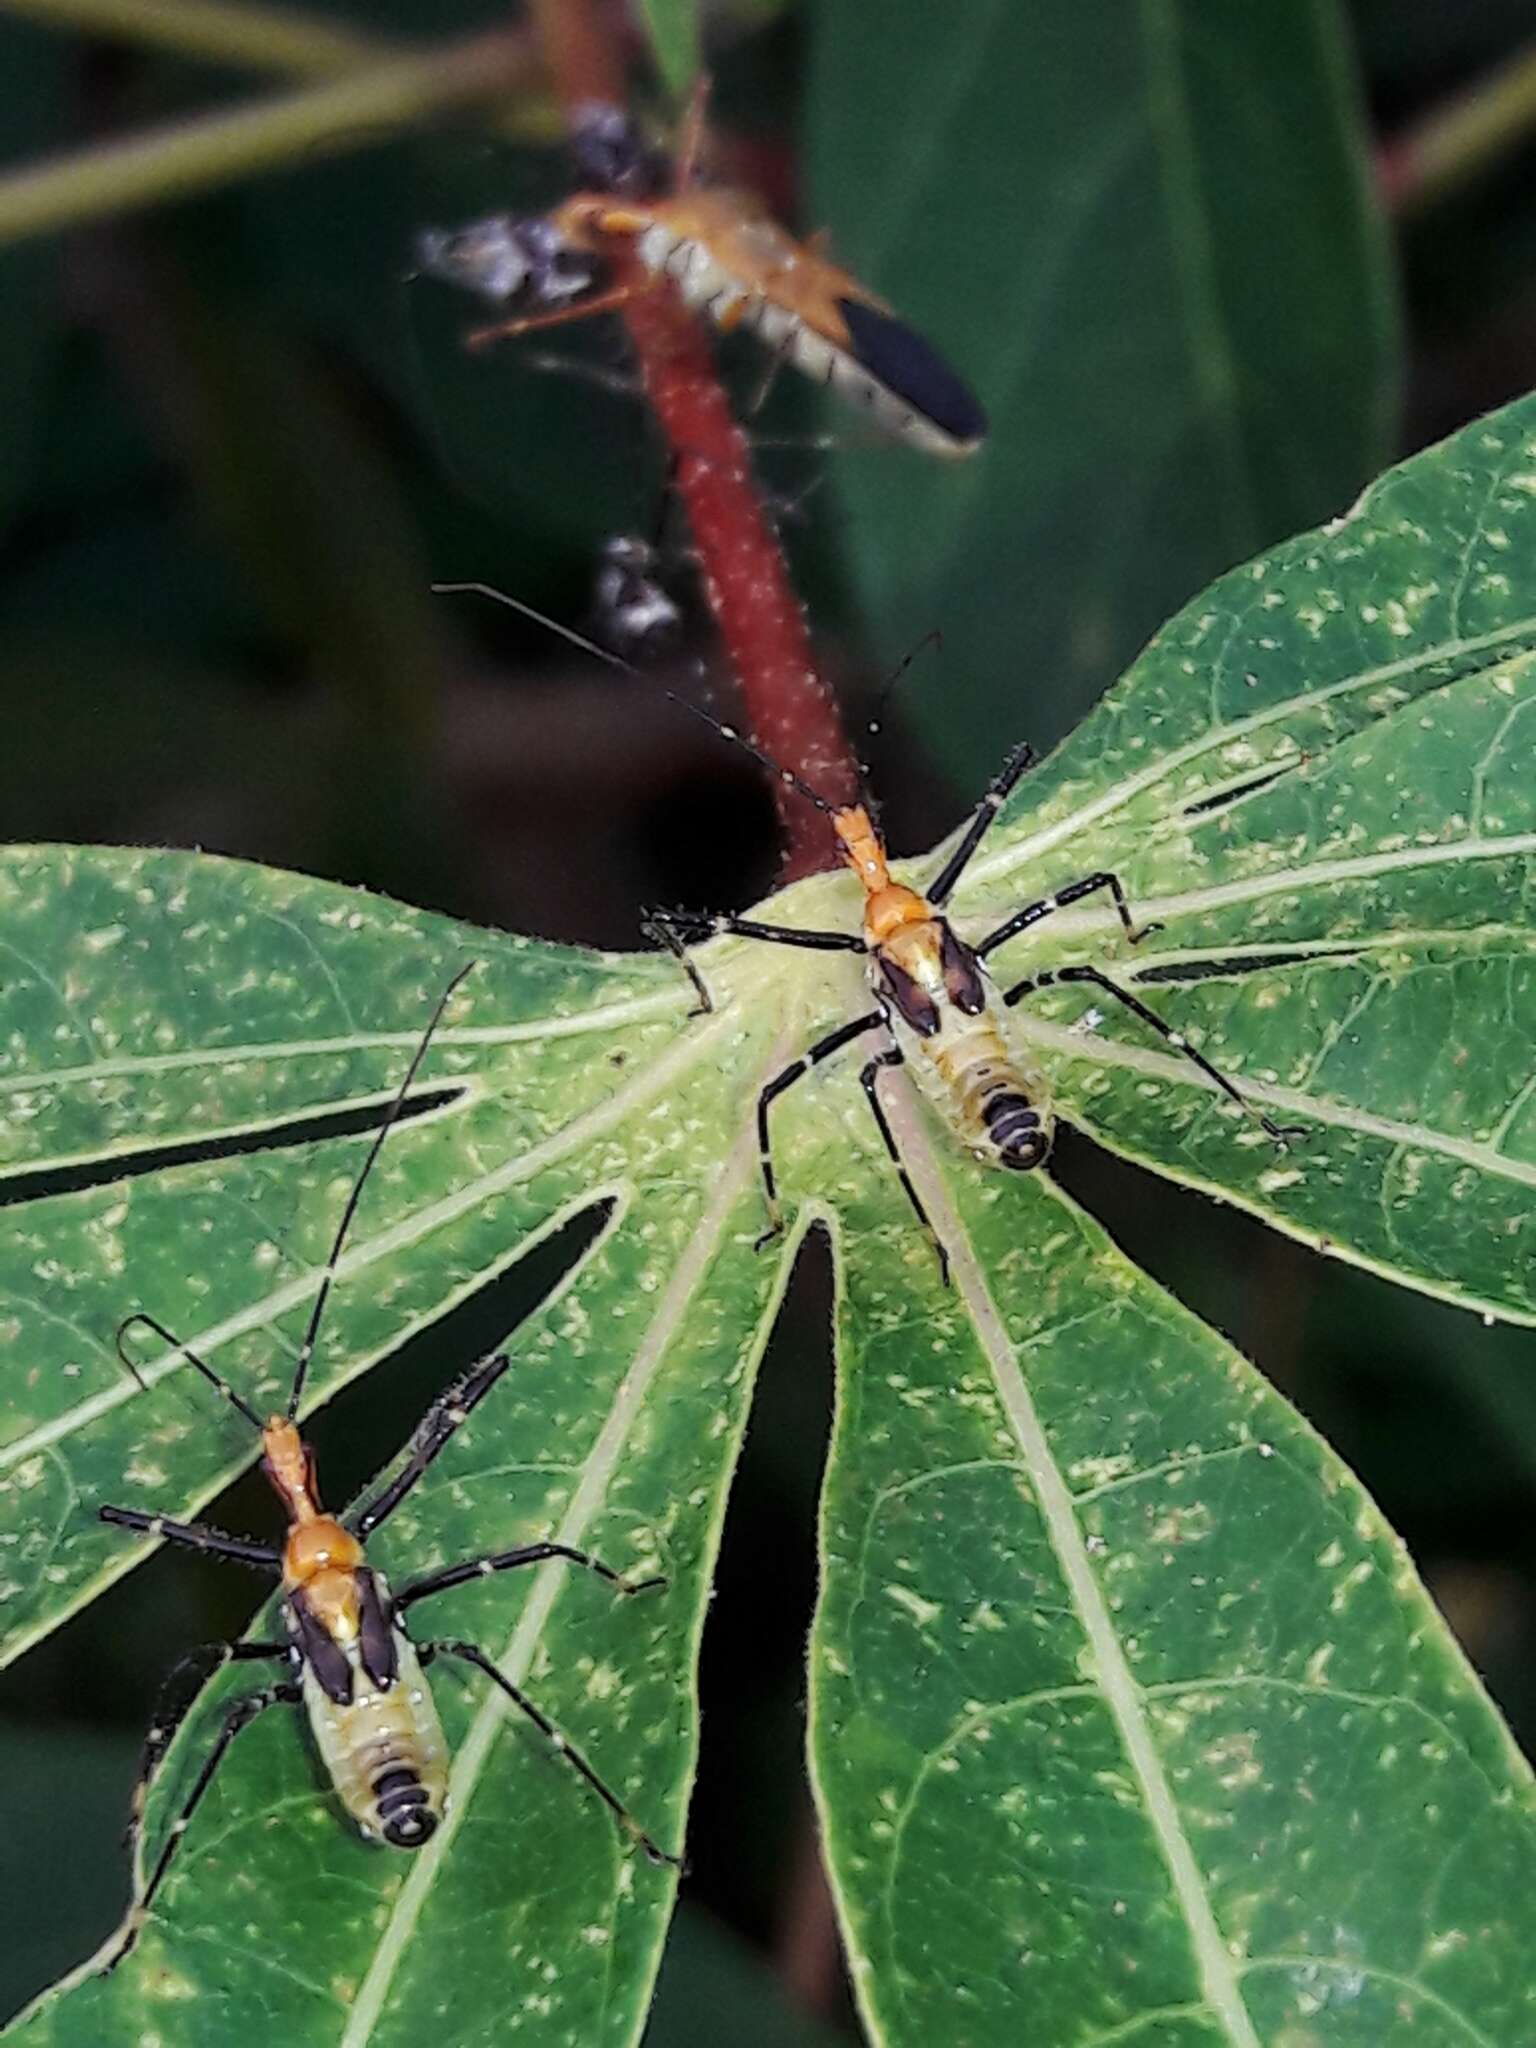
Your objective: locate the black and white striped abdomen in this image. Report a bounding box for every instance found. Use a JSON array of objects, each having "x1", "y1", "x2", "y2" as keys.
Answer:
[
  {"x1": 910, "y1": 1009, "x2": 1053, "y2": 1172},
  {"x1": 301, "y1": 1624, "x2": 448, "y2": 1850},
  {"x1": 632, "y1": 224, "x2": 983, "y2": 459}
]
